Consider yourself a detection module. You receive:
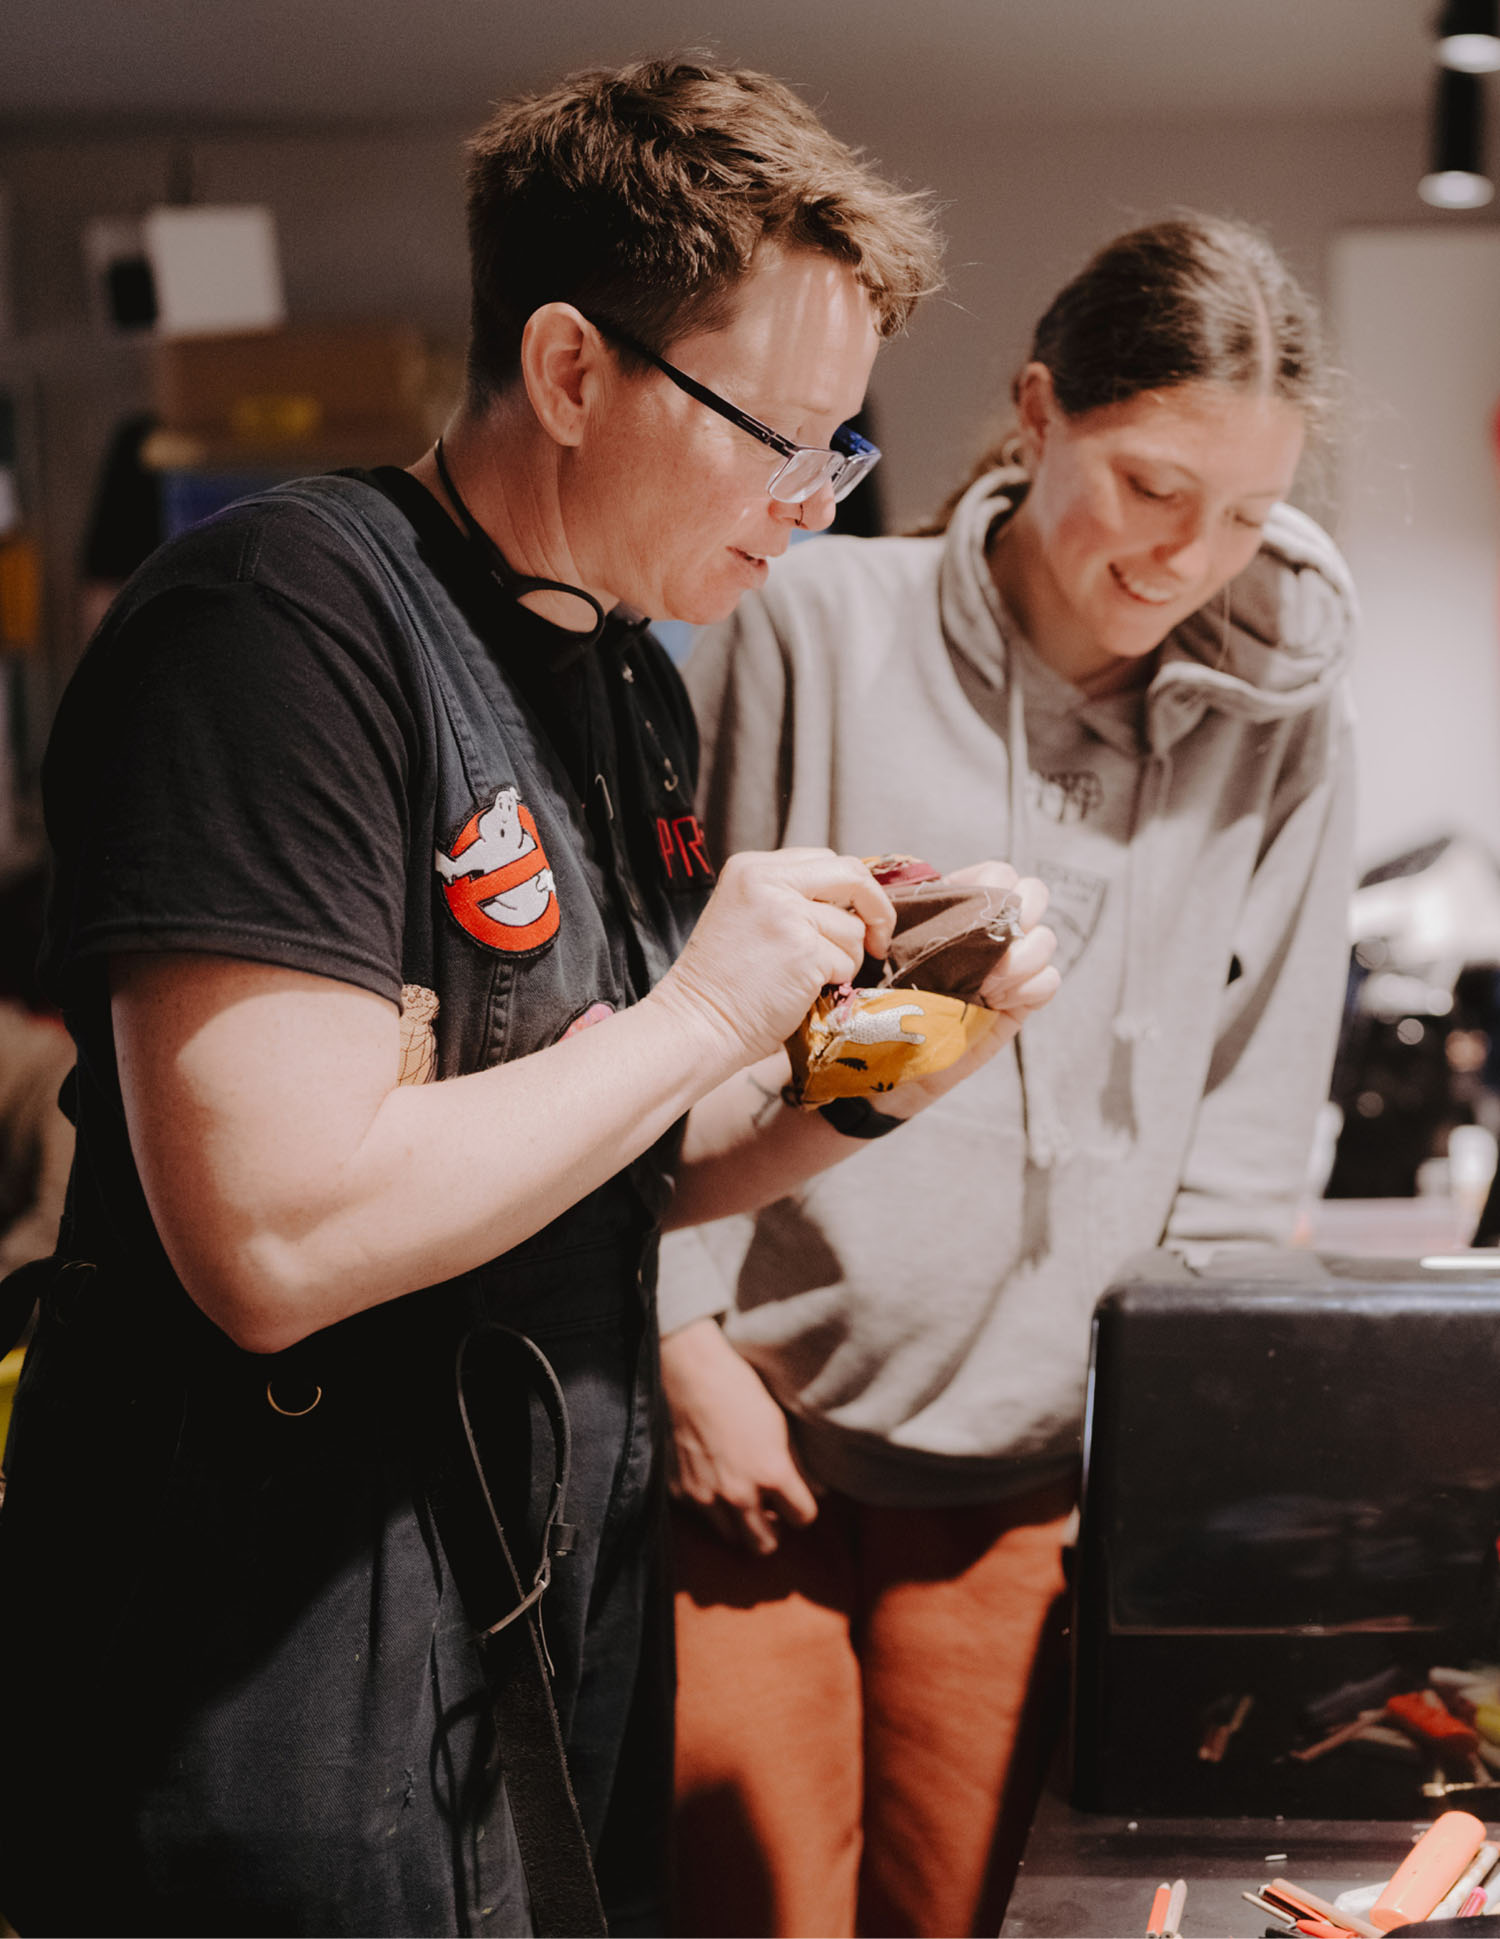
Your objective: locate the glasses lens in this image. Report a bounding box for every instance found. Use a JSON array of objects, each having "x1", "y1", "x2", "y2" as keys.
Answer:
[
  {"x1": 830, "y1": 449, "x2": 878, "y2": 503},
  {"x1": 767, "y1": 448, "x2": 839, "y2": 505}
]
